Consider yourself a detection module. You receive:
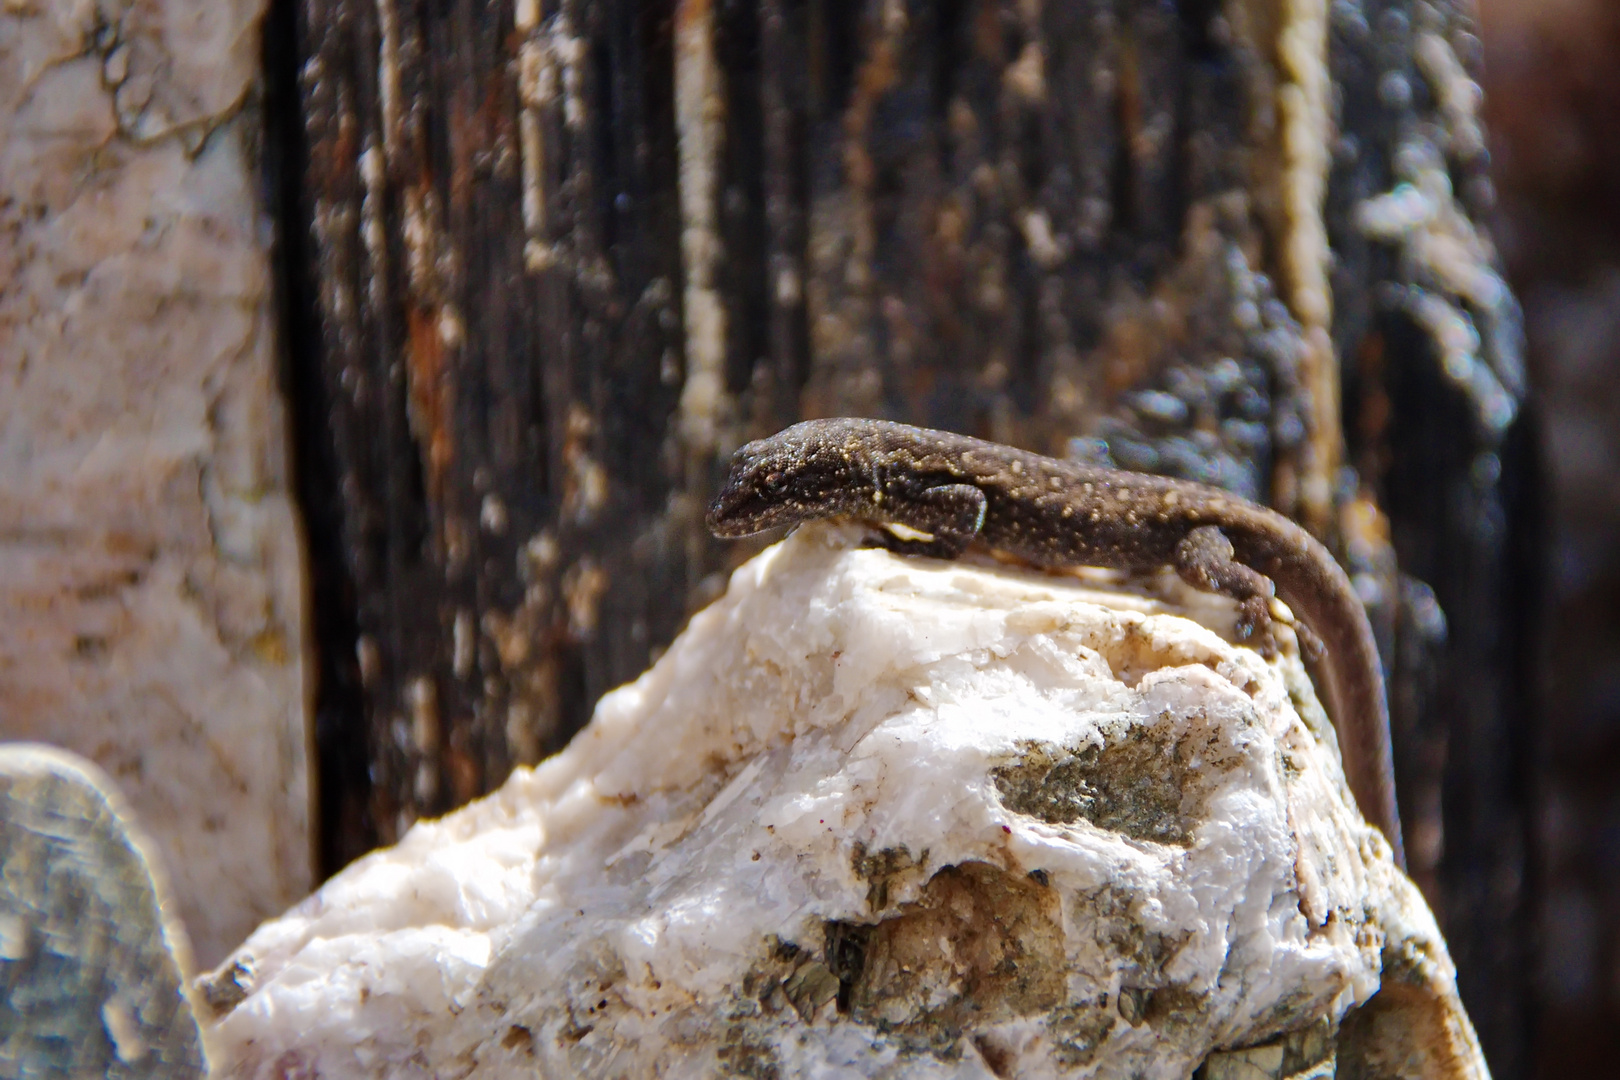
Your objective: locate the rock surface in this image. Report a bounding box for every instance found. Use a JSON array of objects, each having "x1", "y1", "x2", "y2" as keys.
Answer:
[
  {"x1": 0, "y1": 0, "x2": 309, "y2": 964},
  {"x1": 201, "y1": 526, "x2": 1487, "y2": 1078},
  {"x1": 0, "y1": 745, "x2": 206, "y2": 1079}
]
